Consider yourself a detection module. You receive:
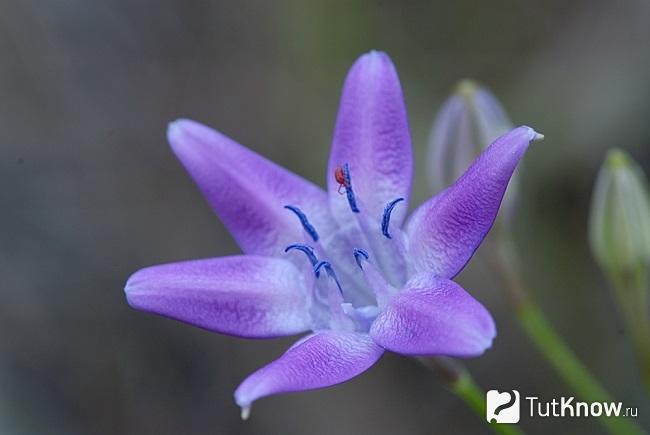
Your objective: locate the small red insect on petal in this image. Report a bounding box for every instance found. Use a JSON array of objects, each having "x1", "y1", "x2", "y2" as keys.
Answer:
[
  {"x1": 334, "y1": 166, "x2": 346, "y2": 195},
  {"x1": 334, "y1": 166, "x2": 346, "y2": 185}
]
